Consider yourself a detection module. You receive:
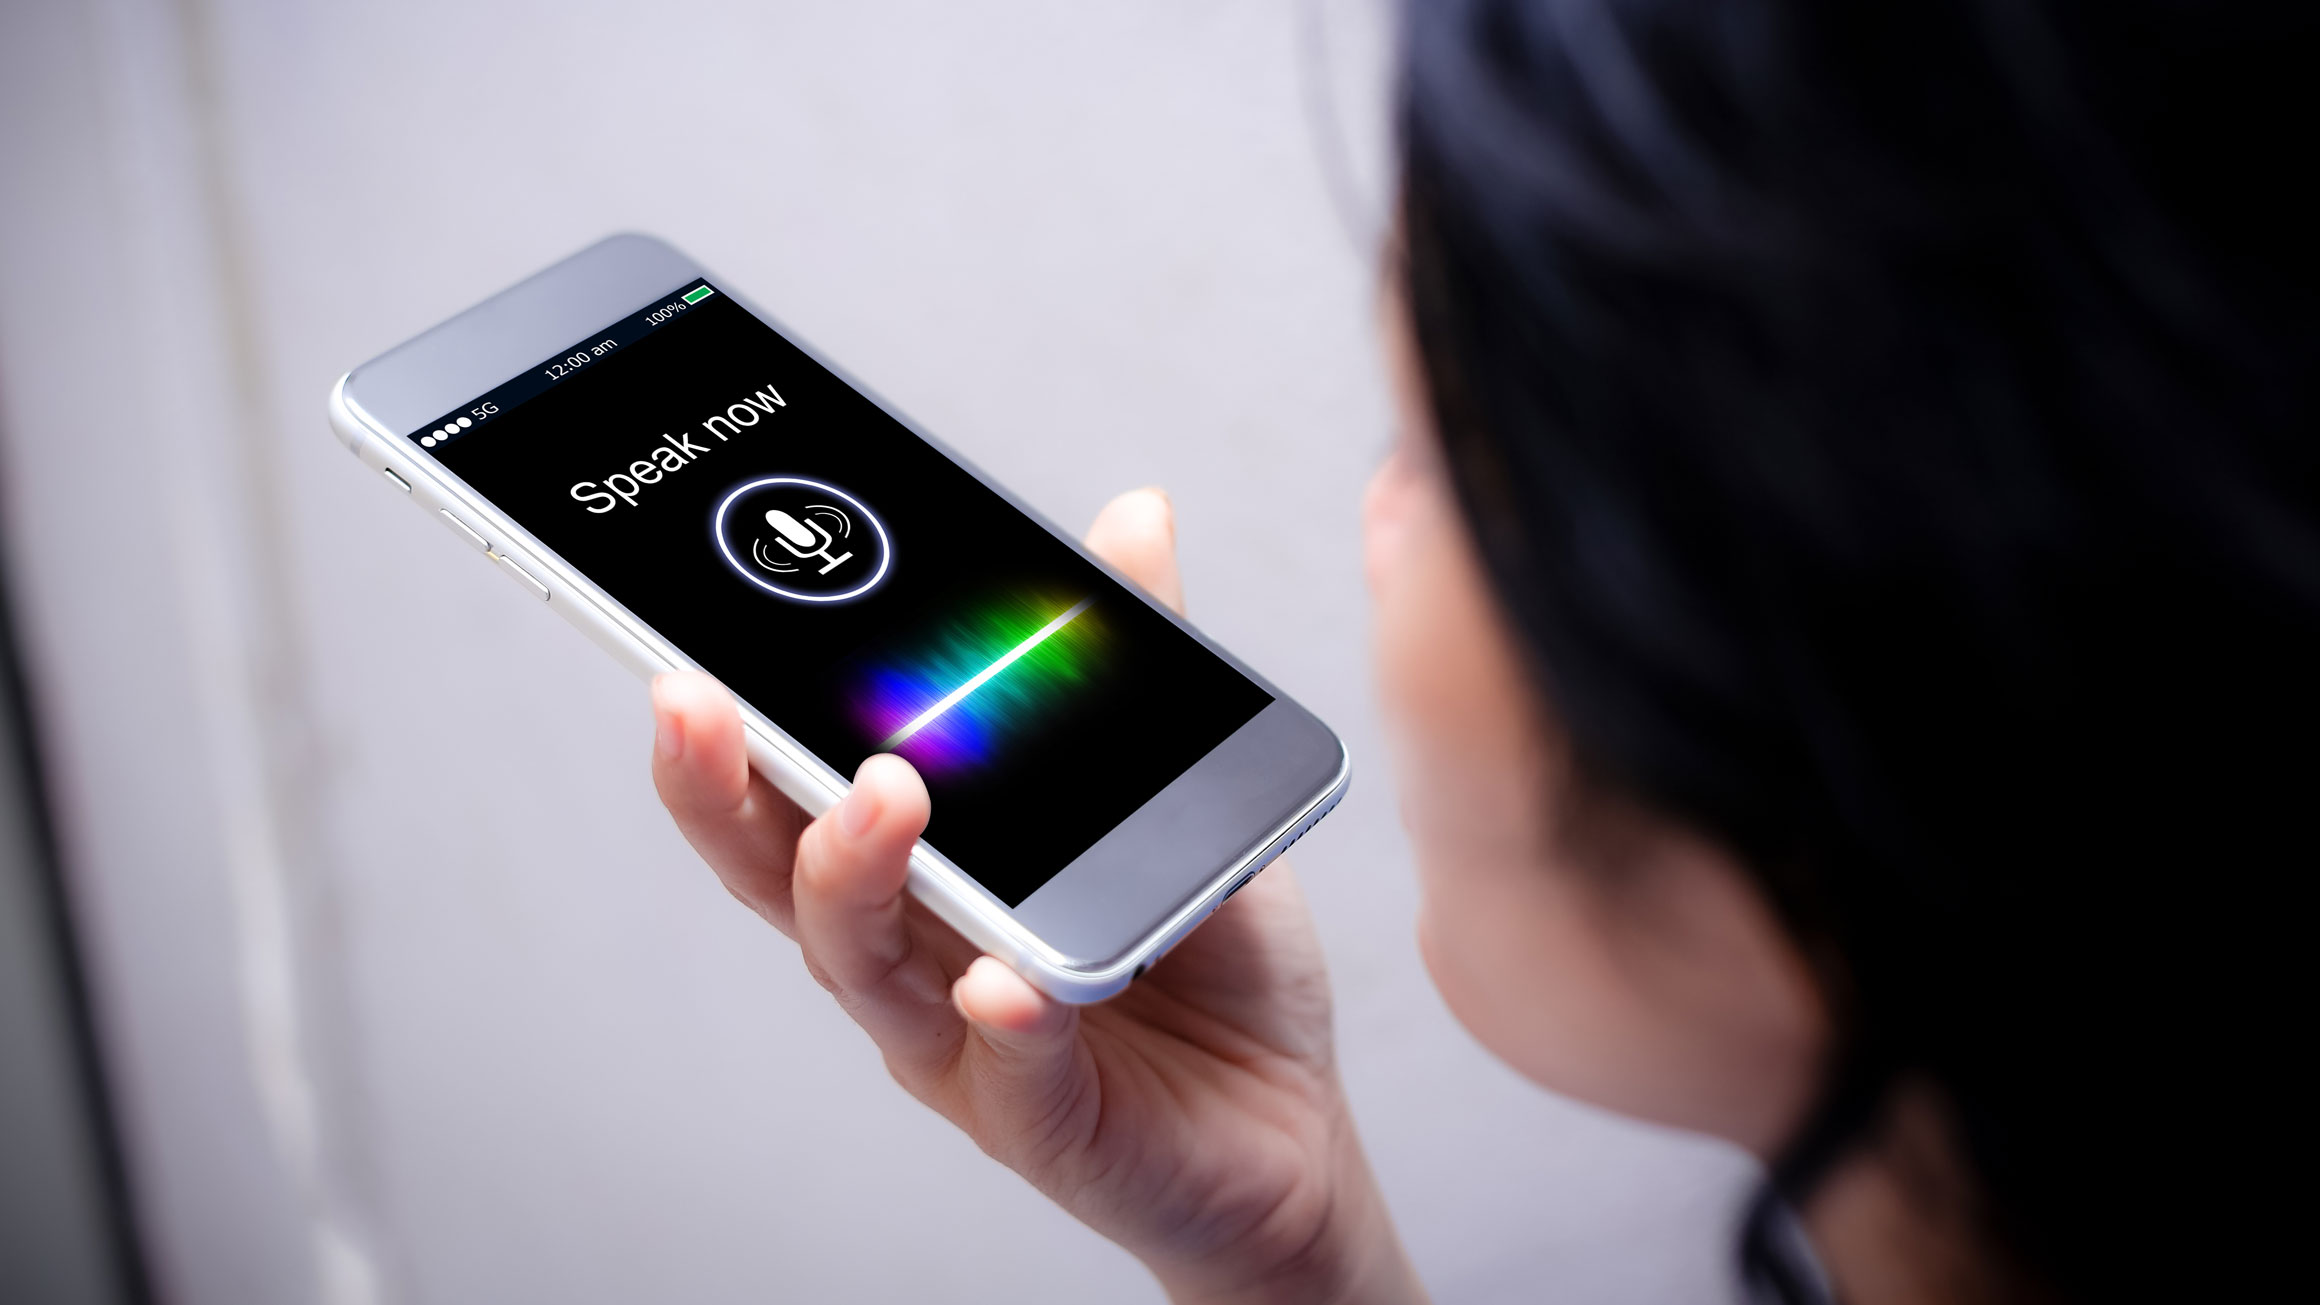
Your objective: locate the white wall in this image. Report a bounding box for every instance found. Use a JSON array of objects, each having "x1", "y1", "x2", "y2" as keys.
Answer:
[{"x1": 0, "y1": 2, "x2": 1755, "y2": 1302}]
